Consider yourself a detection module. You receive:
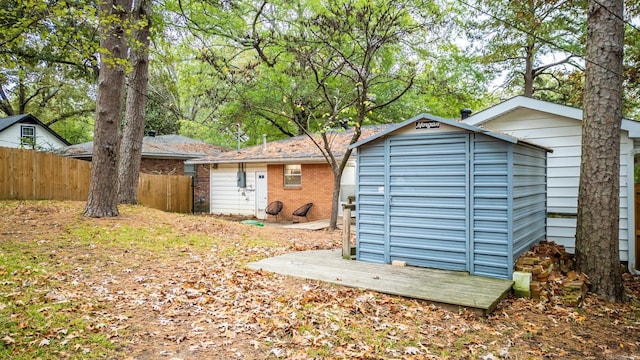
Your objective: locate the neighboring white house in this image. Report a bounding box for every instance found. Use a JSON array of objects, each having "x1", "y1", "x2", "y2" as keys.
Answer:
[
  {"x1": 462, "y1": 96, "x2": 640, "y2": 274},
  {"x1": 0, "y1": 114, "x2": 70, "y2": 150}
]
